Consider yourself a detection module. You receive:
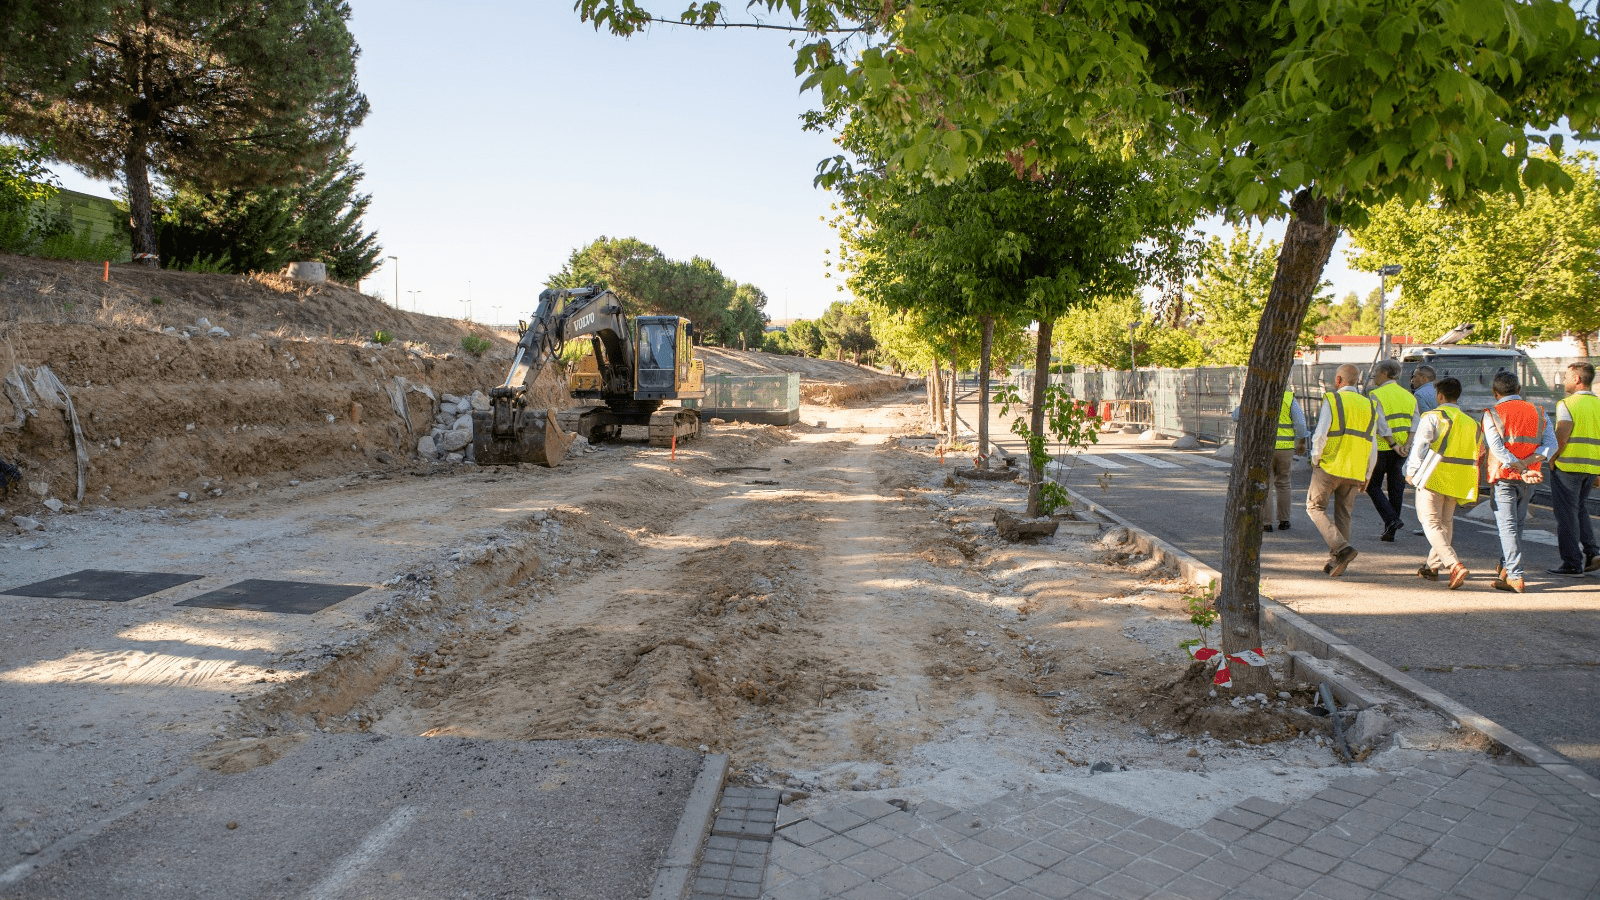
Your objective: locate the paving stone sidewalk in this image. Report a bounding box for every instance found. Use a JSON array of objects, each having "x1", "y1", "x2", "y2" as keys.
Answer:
[{"x1": 757, "y1": 758, "x2": 1600, "y2": 900}]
